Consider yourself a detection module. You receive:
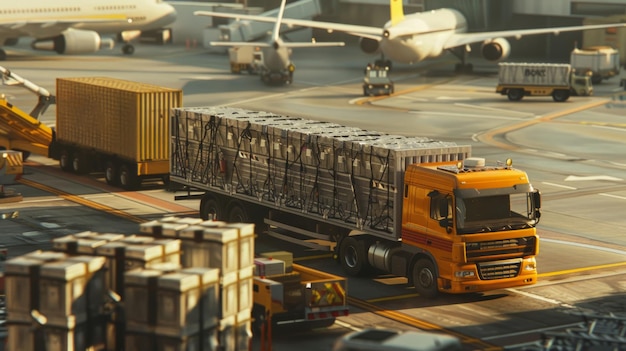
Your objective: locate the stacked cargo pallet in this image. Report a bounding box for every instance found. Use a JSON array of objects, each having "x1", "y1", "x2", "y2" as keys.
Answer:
[{"x1": 4, "y1": 217, "x2": 255, "y2": 351}]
